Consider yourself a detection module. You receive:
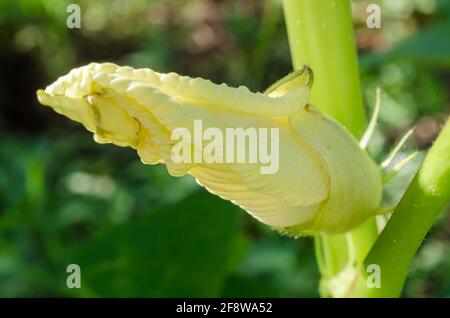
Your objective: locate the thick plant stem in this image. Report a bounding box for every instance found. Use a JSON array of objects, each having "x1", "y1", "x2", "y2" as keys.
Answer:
[
  {"x1": 283, "y1": 0, "x2": 378, "y2": 296},
  {"x1": 352, "y1": 119, "x2": 450, "y2": 297},
  {"x1": 283, "y1": 0, "x2": 366, "y2": 136}
]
